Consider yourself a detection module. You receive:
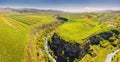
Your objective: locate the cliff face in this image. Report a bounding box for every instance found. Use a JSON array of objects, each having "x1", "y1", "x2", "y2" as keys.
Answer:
[
  {"x1": 48, "y1": 33, "x2": 90, "y2": 62},
  {"x1": 26, "y1": 21, "x2": 61, "y2": 62},
  {"x1": 48, "y1": 30, "x2": 120, "y2": 62}
]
